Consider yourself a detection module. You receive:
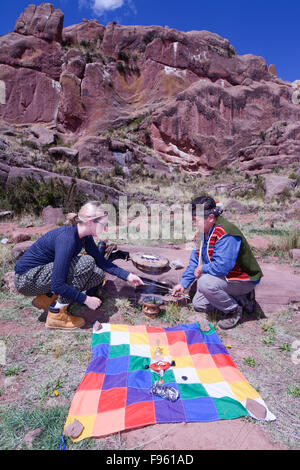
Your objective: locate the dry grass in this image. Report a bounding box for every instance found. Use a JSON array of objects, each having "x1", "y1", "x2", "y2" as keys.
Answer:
[{"x1": 218, "y1": 305, "x2": 300, "y2": 449}]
